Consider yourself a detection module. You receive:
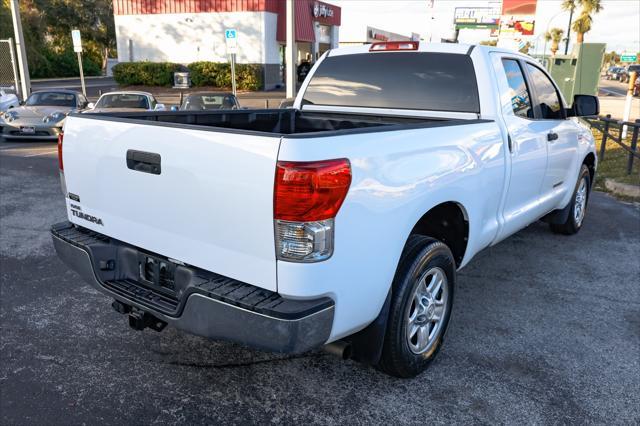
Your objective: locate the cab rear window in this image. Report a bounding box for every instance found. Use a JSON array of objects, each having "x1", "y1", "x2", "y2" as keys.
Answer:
[{"x1": 302, "y1": 52, "x2": 480, "y2": 113}]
